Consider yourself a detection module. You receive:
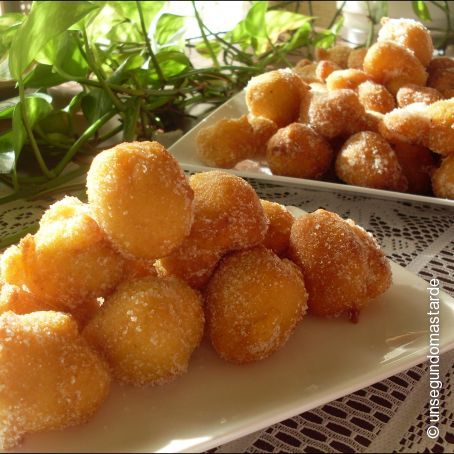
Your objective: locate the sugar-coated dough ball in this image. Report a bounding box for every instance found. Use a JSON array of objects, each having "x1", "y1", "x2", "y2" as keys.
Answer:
[
  {"x1": 348, "y1": 47, "x2": 368, "y2": 69},
  {"x1": 0, "y1": 284, "x2": 100, "y2": 329},
  {"x1": 325, "y1": 69, "x2": 370, "y2": 90},
  {"x1": 248, "y1": 115, "x2": 278, "y2": 156},
  {"x1": 363, "y1": 42, "x2": 428, "y2": 94},
  {"x1": 294, "y1": 61, "x2": 319, "y2": 83},
  {"x1": 157, "y1": 171, "x2": 268, "y2": 289},
  {"x1": 377, "y1": 17, "x2": 433, "y2": 67},
  {"x1": 427, "y1": 67, "x2": 454, "y2": 99},
  {"x1": 206, "y1": 247, "x2": 308, "y2": 364},
  {"x1": 392, "y1": 142, "x2": 435, "y2": 195},
  {"x1": 336, "y1": 132, "x2": 407, "y2": 191},
  {"x1": 358, "y1": 81, "x2": 395, "y2": 114},
  {"x1": 0, "y1": 311, "x2": 110, "y2": 450},
  {"x1": 426, "y1": 99, "x2": 454, "y2": 155},
  {"x1": 289, "y1": 209, "x2": 392, "y2": 320},
  {"x1": 300, "y1": 89, "x2": 367, "y2": 139},
  {"x1": 428, "y1": 57, "x2": 454, "y2": 73},
  {"x1": 84, "y1": 276, "x2": 204, "y2": 386},
  {"x1": 246, "y1": 69, "x2": 309, "y2": 127},
  {"x1": 260, "y1": 200, "x2": 294, "y2": 256},
  {"x1": 315, "y1": 45, "x2": 351, "y2": 68},
  {"x1": 396, "y1": 84, "x2": 443, "y2": 107},
  {"x1": 379, "y1": 103, "x2": 430, "y2": 145},
  {"x1": 267, "y1": 123, "x2": 333, "y2": 179},
  {"x1": 432, "y1": 155, "x2": 454, "y2": 199},
  {"x1": 196, "y1": 115, "x2": 255, "y2": 168},
  {"x1": 0, "y1": 197, "x2": 124, "y2": 309},
  {"x1": 87, "y1": 141, "x2": 194, "y2": 260},
  {"x1": 315, "y1": 60, "x2": 341, "y2": 81}
]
